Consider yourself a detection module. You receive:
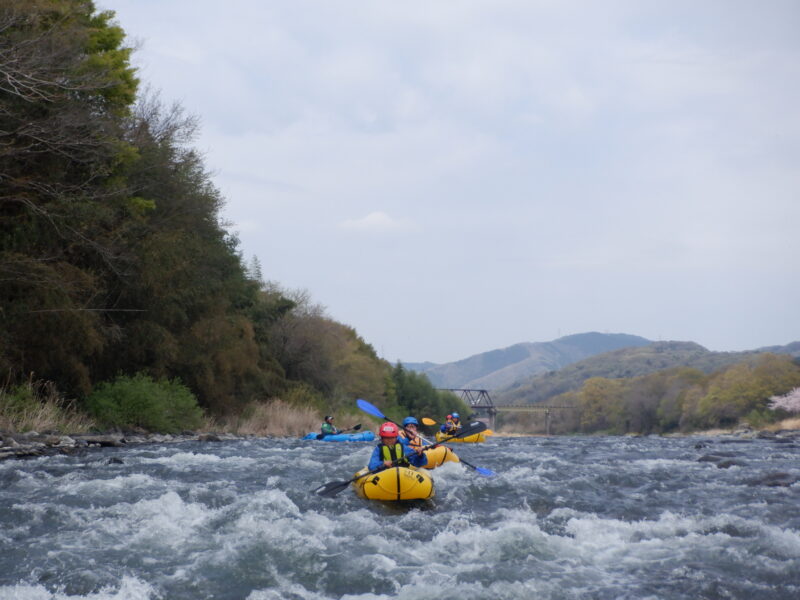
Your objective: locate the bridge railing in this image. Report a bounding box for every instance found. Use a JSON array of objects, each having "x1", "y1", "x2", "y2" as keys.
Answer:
[{"x1": 439, "y1": 388, "x2": 579, "y2": 433}]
